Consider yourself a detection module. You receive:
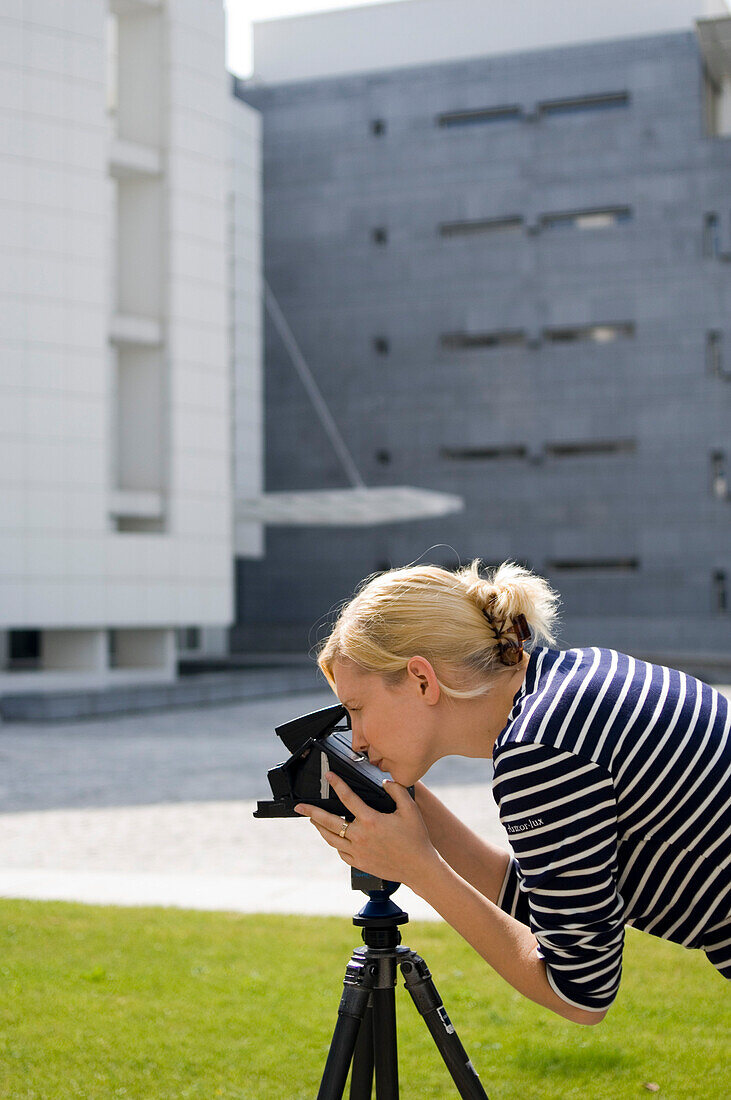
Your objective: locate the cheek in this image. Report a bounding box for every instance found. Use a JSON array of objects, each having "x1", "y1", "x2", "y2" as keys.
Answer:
[
  {"x1": 404, "y1": 720, "x2": 431, "y2": 762},
  {"x1": 367, "y1": 719, "x2": 396, "y2": 759}
]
